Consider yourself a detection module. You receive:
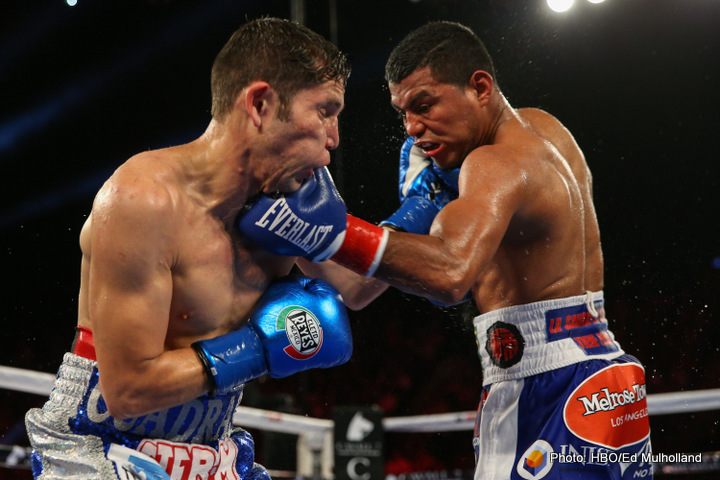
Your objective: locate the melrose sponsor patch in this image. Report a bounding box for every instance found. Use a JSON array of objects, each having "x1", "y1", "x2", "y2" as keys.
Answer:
[{"x1": 563, "y1": 363, "x2": 650, "y2": 449}]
